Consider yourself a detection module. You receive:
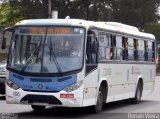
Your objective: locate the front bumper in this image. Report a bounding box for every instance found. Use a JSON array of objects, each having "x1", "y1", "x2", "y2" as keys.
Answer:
[
  {"x1": 6, "y1": 84, "x2": 84, "y2": 107},
  {"x1": 0, "y1": 76, "x2": 5, "y2": 84}
]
